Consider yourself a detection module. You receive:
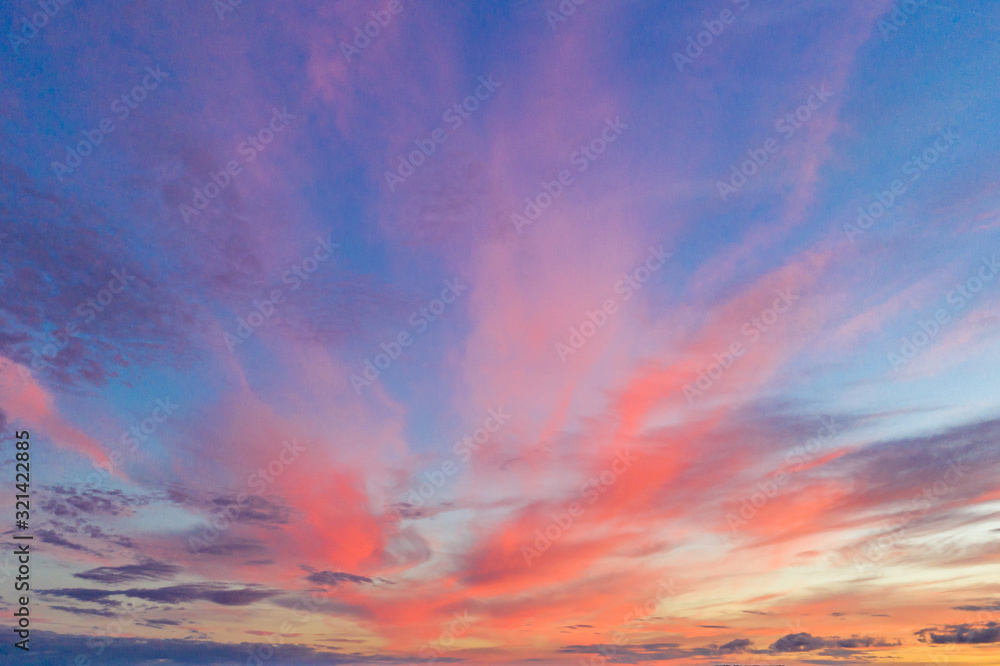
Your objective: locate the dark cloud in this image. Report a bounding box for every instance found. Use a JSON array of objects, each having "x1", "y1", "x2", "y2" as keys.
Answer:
[
  {"x1": 769, "y1": 632, "x2": 898, "y2": 652},
  {"x1": 836, "y1": 418, "x2": 1000, "y2": 510},
  {"x1": 49, "y1": 605, "x2": 119, "y2": 617},
  {"x1": 81, "y1": 524, "x2": 137, "y2": 550},
  {"x1": 0, "y1": 630, "x2": 433, "y2": 665},
  {"x1": 43, "y1": 583, "x2": 278, "y2": 607},
  {"x1": 36, "y1": 529, "x2": 101, "y2": 555},
  {"x1": 301, "y1": 567, "x2": 373, "y2": 587},
  {"x1": 270, "y1": 594, "x2": 373, "y2": 621},
  {"x1": 953, "y1": 602, "x2": 1000, "y2": 611},
  {"x1": 769, "y1": 633, "x2": 827, "y2": 652},
  {"x1": 718, "y1": 638, "x2": 752, "y2": 653},
  {"x1": 192, "y1": 539, "x2": 265, "y2": 557},
  {"x1": 388, "y1": 502, "x2": 425, "y2": 520},
  {"x1": 559, "y1": 642, "x2": 689, "y2": 661},
  {"x1": 560, "y1": 638, "x2": 757, "y2": 661},
  {"x1": 209, "y1": 494, "x2": 292, "y2": 526},
  {"x1": 833, "y1": 636, "x2": 890, "y2": 648},
  {"x1": 0, "y1": 162, "x2": 203, "y2": 389},
  {"x1": 124, "y1": 584, "x2": 278, "y2": 606},
  {"x1": 918, "y1": 623, "x2": 1000, "y2": 644},
  {"x1": 41, "y1": 588, "x2": 117, "y2": 604},
  {"x1": 75, "y1": 559, "x2": 182, "y2": 584},
  {"x1": 41, "y1": 486, "x2": 153, "y2": 519},
  {"x1": 32, "y1": 490, "x2": 141, "y2": 557}
]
